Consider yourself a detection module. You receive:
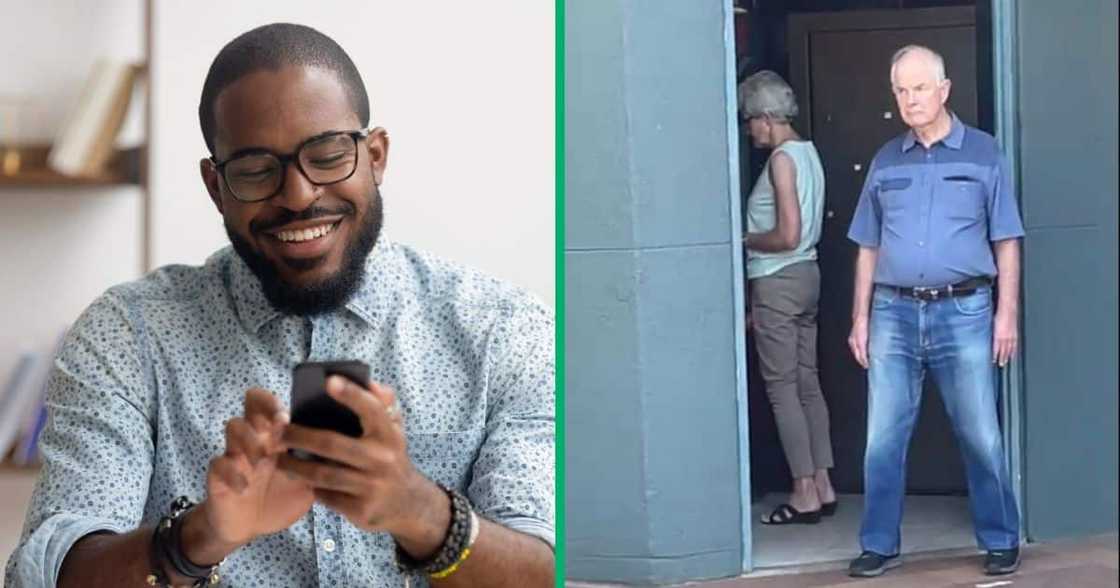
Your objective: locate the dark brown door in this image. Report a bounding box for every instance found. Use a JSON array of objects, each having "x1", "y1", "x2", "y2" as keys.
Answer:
[{"x1": 788, "y1": 7, "x2": 978, "y2": 494}]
